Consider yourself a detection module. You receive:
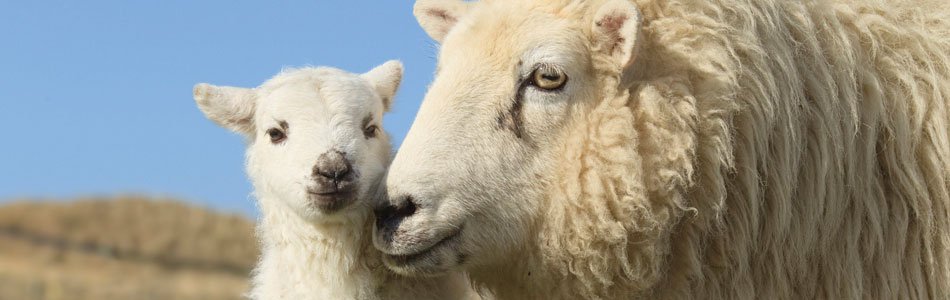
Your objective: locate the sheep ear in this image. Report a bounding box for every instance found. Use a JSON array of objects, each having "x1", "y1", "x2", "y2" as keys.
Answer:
[
  {"x1": 414, "y1": 0, "x2": 472, "y2": 43},
  {"x1": 591, "y1": 0, "x2": 643, "y2": 87},
  {"x1": 361, "y1": 60, "x2": 403, "y2": 112},
  {"x1": 193, "y1": 83, "x2": 257, "y2": 135}
]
